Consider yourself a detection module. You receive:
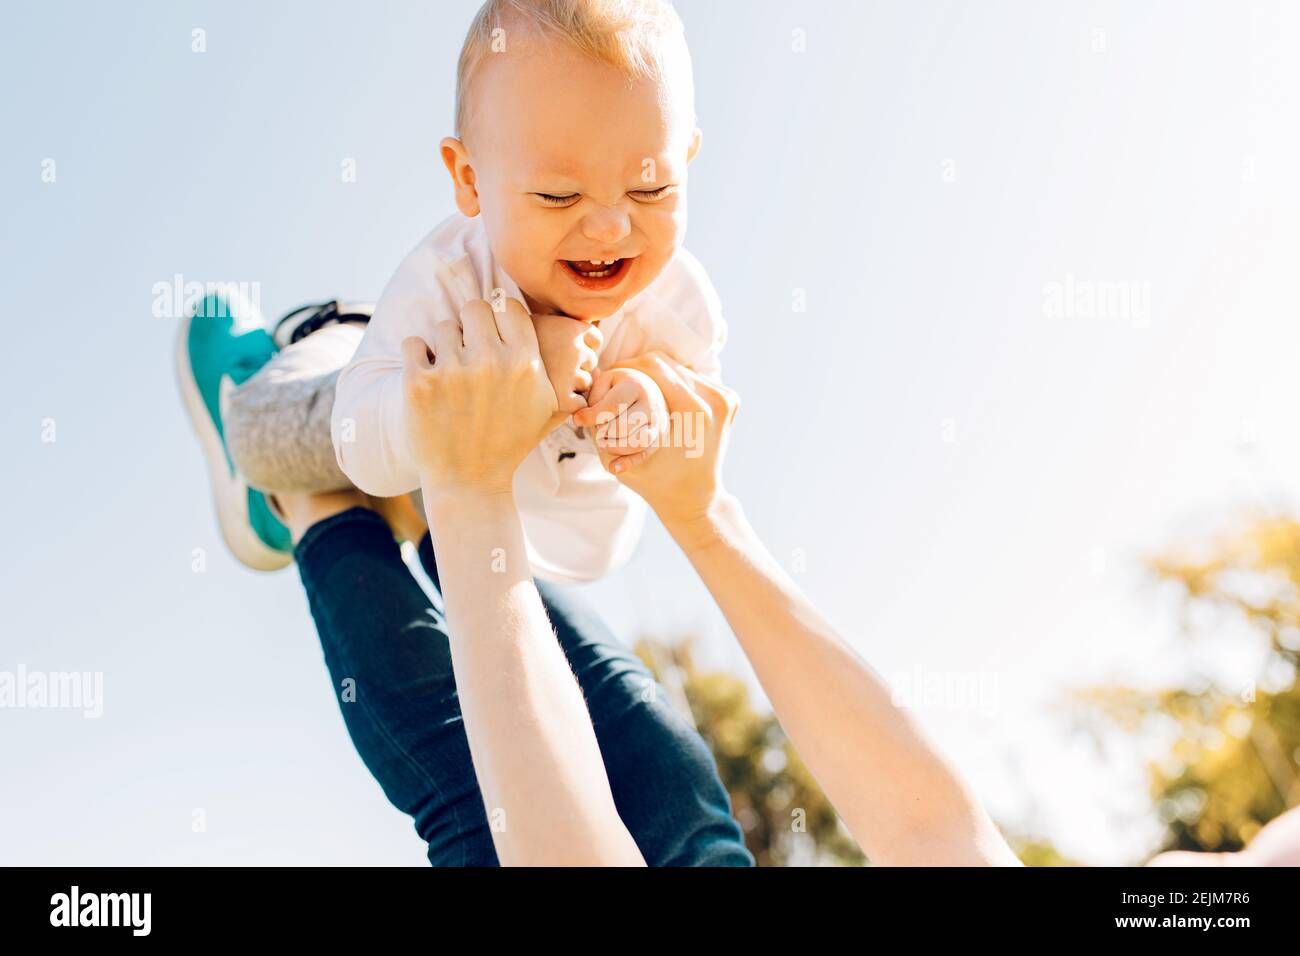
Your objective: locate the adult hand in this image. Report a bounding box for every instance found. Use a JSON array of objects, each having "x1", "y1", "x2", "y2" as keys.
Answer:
[
  {"x1": 603, "y1": 352, "x2": 740, "y2": 534},
  {"x1": 401, "y1": 297, "x2": 557, "y2": 503}
]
